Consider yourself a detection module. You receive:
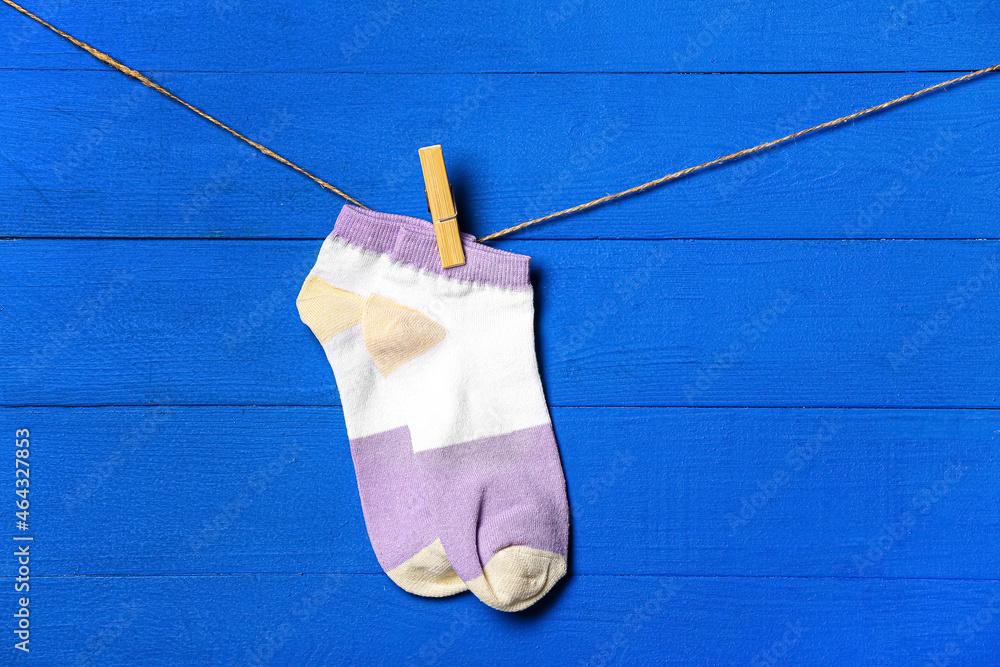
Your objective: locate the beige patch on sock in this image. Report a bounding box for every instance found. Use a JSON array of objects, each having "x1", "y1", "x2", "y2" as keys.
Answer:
[
  {"x1": 386, "y1": 538, "x2": 468, "y2": 598},
  {"x1": 466, "y1": 546, "x2": 567, "y2": 612},
  {"x1": 362, "y1": 293, "x2": 447, "y2": 377},
  {"x1": 296, "y1": 275, "x2": 363, "y2": 342}
]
